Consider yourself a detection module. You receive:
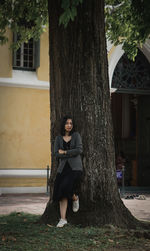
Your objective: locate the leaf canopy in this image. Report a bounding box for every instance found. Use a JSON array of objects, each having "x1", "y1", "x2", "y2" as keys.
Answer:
[
  {"x1": 0, "y1": 0, "x2": 150, "y2": 59},
  {"x1": 105, "y1": 0, "x2": 150, "y2": 60},
  {"x1": 0, "y1": 0, "x2": 48, "y2": 49}
]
